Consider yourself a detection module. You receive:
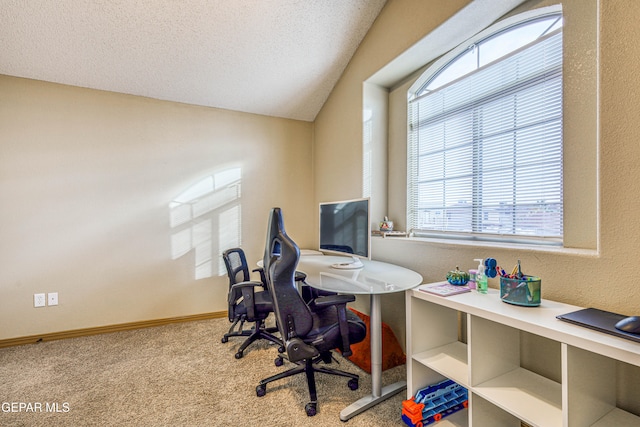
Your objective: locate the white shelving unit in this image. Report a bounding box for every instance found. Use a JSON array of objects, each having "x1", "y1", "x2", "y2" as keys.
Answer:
[{"x1": 406, "y1": 284, "x2": 640, "y2": 427}]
